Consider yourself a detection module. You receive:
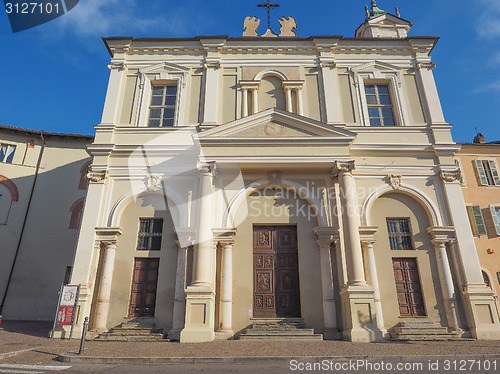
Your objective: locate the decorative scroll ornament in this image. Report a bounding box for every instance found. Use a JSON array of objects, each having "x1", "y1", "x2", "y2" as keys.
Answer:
[
  {"x1": 101, "y1": 239, "x2": 119, "y2": 249},
  {"x1": 145, "y1": 175, "x2": 162, "y2": 192},
  {"x1": 331, "y1": 161, "x2": 356, "y2": 178},
  {"x1": 417, "y1": 62, "x2": 436, "y2": 70},
  {"x1": 278, "y1": 16, "x2": 297, "y2": 36},
  {"x1": 440, "y1": 169, "x2": 462, "y2": 183},
  {"x1": 268, "y1": 171, "x2": 282, "y2": 184},
  {"x1": 86, "y1": 171, "x2": 107, "y2": 183},
  {"x1": 388, "y1": 174, "x2": 402, "y2": 190},
  {"x1": 107, "y1": 63, "x2": 125, "y2": 71},
  {"x1": 243, "y1": 16, "x2": 261, "y2": 36}
]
